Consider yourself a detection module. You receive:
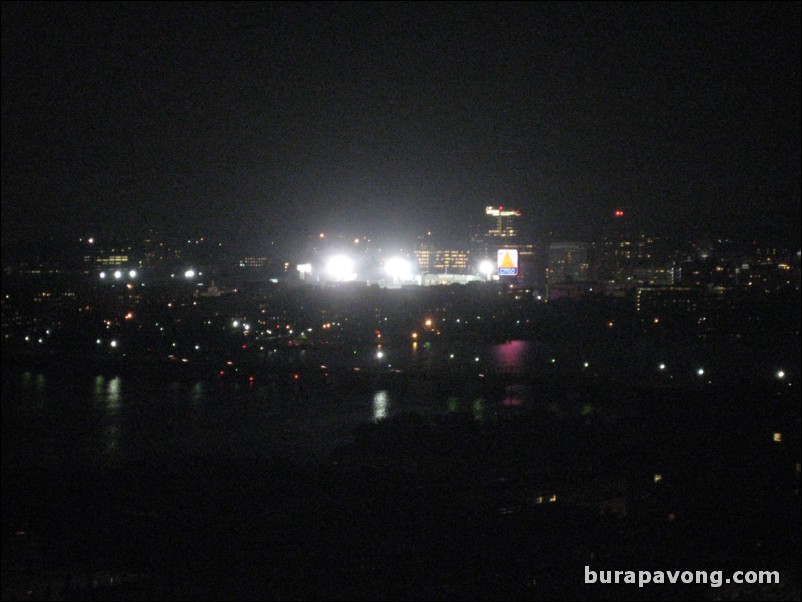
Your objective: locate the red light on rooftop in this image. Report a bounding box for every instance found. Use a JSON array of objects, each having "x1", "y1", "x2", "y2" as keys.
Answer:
[{"x1": 614, "y1": 210, "x2": 625, "y2": 217}]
